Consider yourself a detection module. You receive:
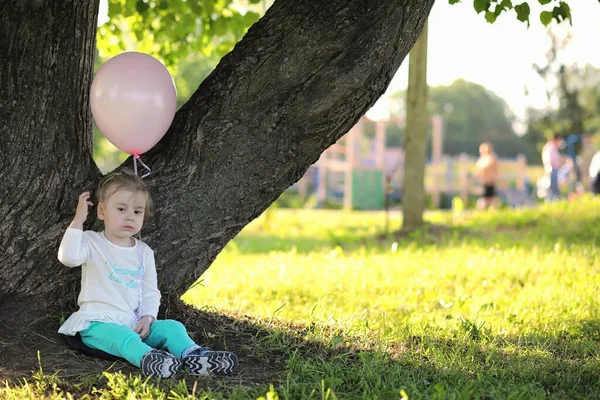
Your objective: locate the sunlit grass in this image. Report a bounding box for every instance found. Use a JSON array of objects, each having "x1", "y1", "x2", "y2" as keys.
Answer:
[{"x1": 184, "y1": 198, "x2": 600, "y2": 342}]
